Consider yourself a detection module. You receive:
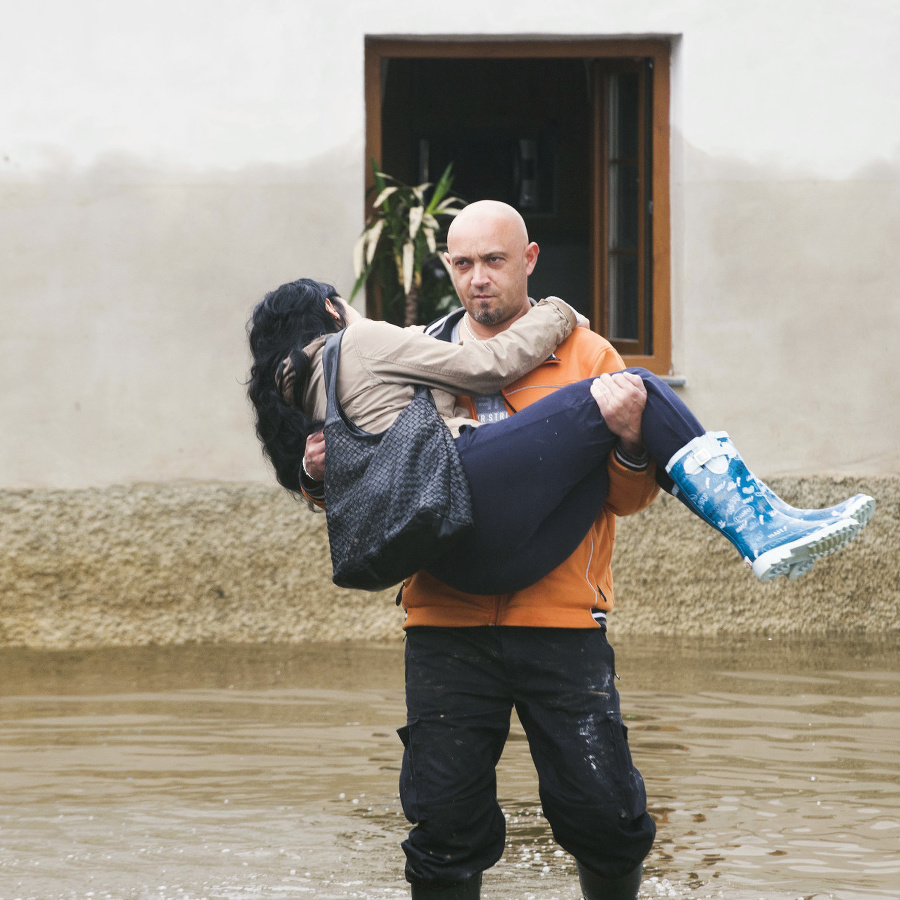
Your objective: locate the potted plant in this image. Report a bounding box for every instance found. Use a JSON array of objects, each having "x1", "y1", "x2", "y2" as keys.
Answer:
[{"x1": 350, "y1": 162, "x2": 465, "y2": 326}]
